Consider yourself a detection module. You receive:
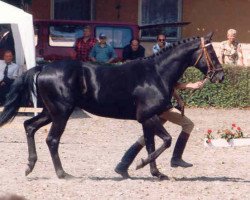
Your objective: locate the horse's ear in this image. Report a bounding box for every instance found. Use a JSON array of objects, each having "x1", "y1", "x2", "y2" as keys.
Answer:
[{"x1": 205, "y1": 32, "x2": 214, "y2": 41}]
